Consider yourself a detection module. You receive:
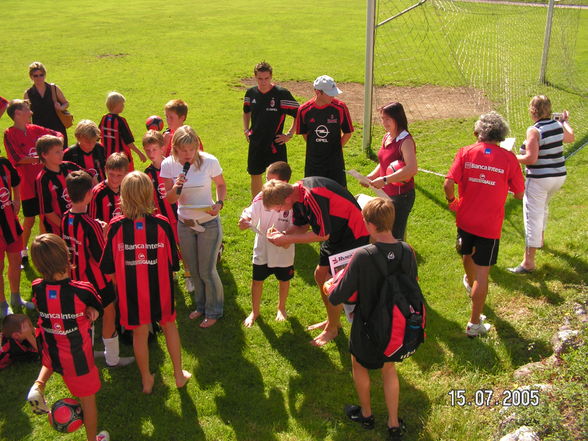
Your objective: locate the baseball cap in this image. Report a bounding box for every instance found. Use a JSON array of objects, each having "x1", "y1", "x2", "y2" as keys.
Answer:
[{"x1": 313, "y1": 75, "x2": 342, "y2": 97}]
